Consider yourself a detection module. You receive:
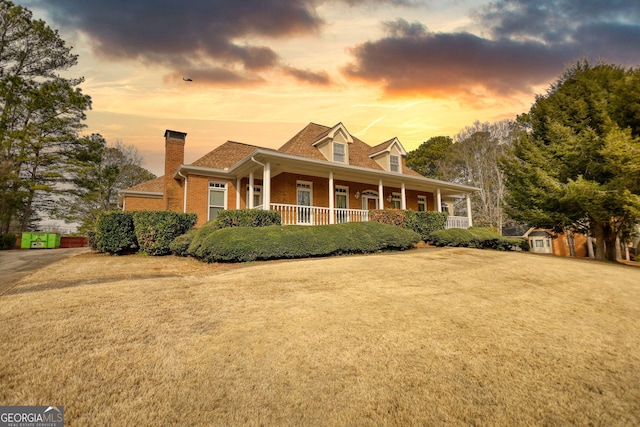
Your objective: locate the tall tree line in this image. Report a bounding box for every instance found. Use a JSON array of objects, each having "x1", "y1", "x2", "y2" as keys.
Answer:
[
  {"x1": 406, "y1": 120, "x2": 515, "y2": 231},
  {"x1": 0, "y1": 0, "x2": 90, "y2": 232},
  {"x1": 407, "y1": 61, "x2": 640, "y2": 261},
  {"x1": 0, "y1": 1, "x2": 154, "y2": 233},
  {"x1": 503, "y1": 61, "x2": 640, "y2": 262}
]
